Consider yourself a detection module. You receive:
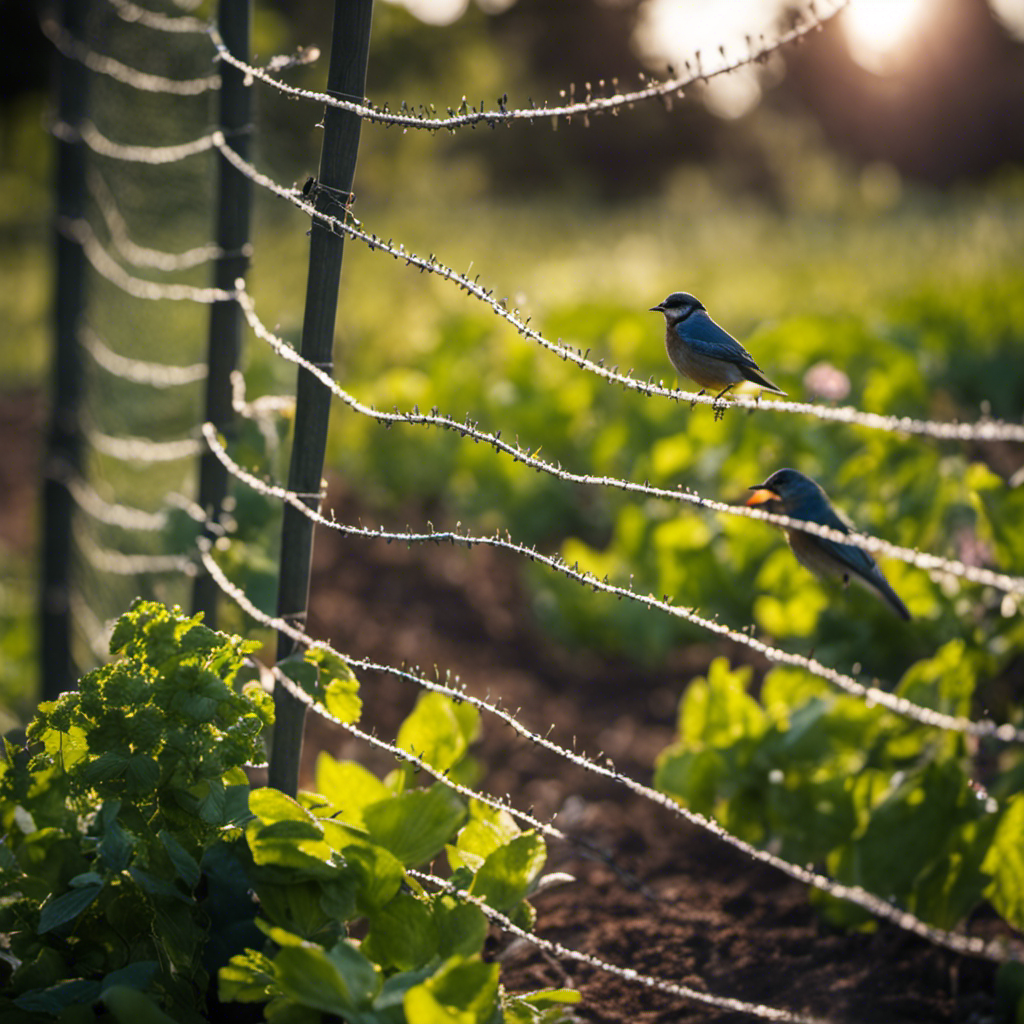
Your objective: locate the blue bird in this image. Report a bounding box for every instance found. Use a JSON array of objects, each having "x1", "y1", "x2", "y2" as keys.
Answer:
[
  {"x1": 746, "y1": 468, "x2": 911, "y2": 620},
  {"x1": 650, "y1": 292, "x2": 786, "y2": 401}
]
